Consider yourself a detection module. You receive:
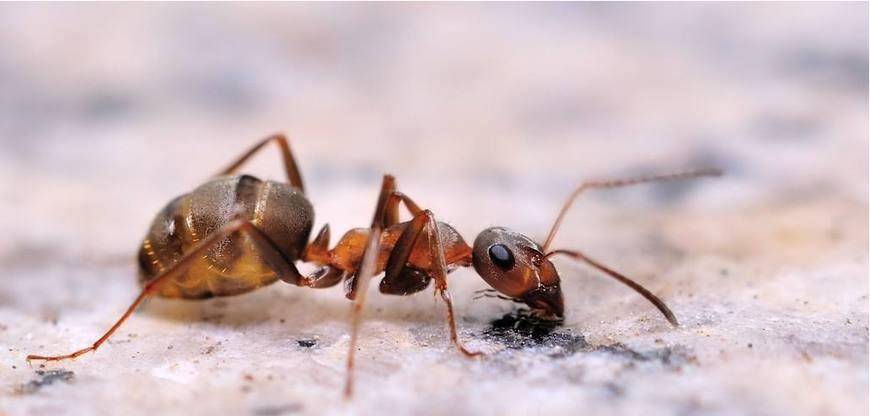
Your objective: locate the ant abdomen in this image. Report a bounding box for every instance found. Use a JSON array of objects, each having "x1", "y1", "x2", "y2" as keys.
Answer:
[{"x1": 138, "y1": 174, "x2": 313, "y2": 299}]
